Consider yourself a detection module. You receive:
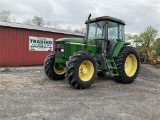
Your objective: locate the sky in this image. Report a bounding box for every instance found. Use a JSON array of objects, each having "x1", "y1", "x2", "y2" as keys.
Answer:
[{"x1": 0, "y1": 0, "x2": 160, "y2": 36}]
